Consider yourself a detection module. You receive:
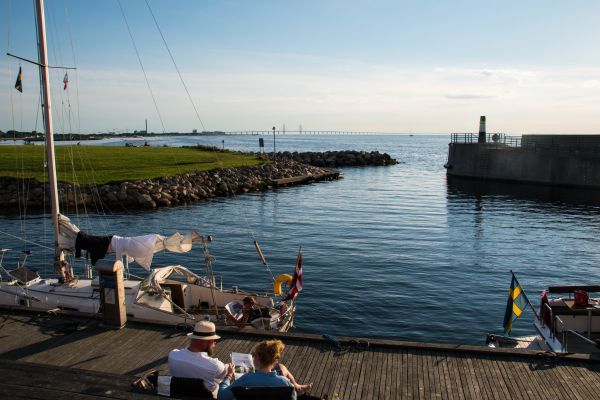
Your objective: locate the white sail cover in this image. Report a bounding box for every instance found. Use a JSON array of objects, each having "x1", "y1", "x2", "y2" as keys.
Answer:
[
  {"x1": 111, "y1": 231, "x2": 202, "y2": 270},
  {"x1": 57, "y1": 214, "x2": 80, "y2": 251}
]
